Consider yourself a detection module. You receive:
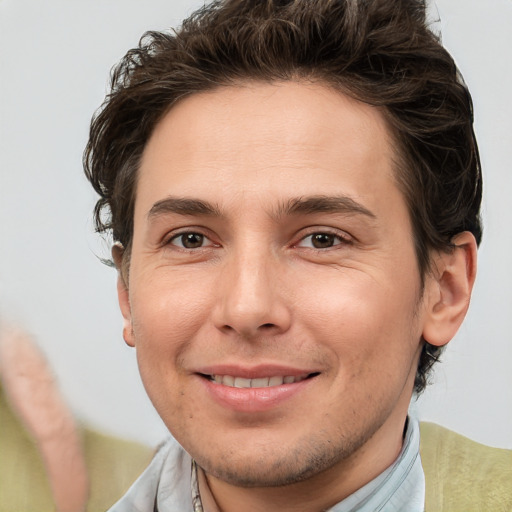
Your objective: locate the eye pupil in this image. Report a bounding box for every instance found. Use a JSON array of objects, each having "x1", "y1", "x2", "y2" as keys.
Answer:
[
  {"x1": 182, "y1": 233, "x2": 204, "y2": 248},
  {"x1": 312, "y1": 233, "x2": 334, "y2": 248}
]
